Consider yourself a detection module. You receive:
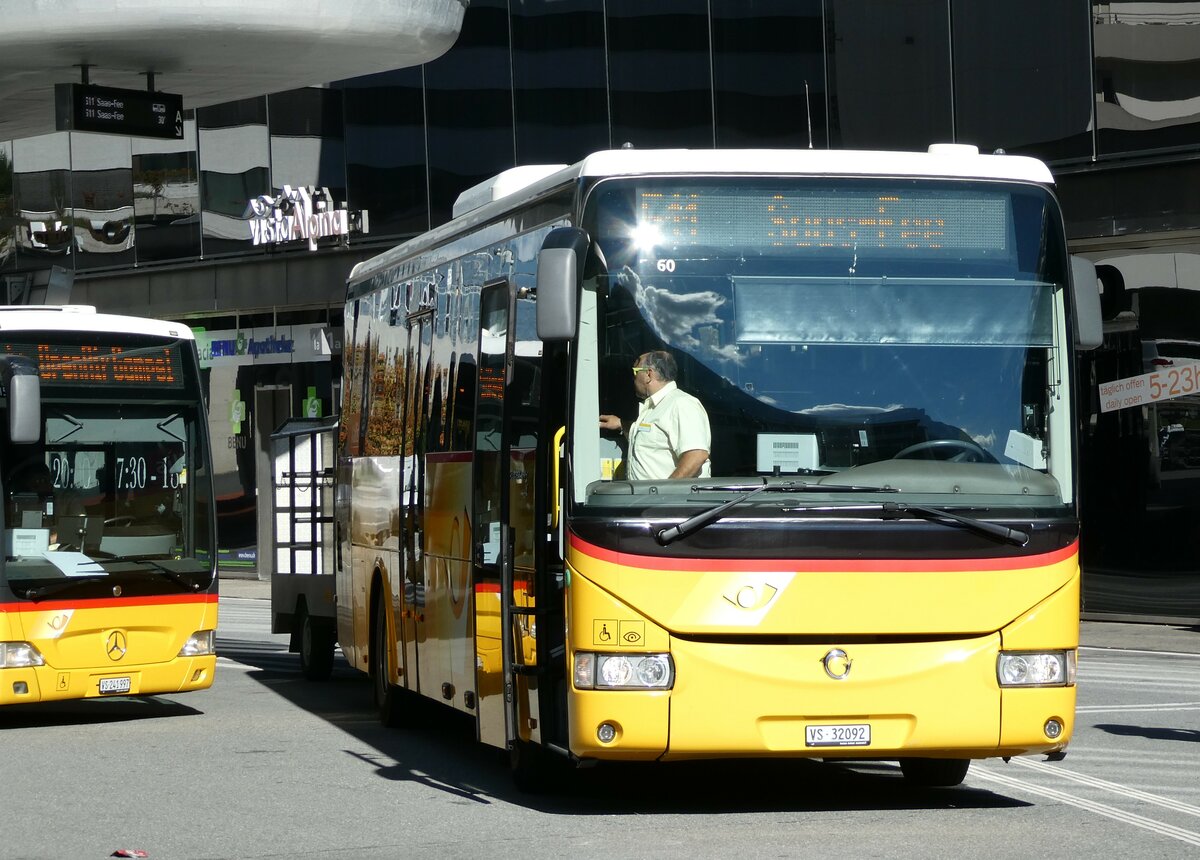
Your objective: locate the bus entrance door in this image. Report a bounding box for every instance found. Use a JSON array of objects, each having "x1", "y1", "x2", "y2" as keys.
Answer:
[
  {"x1": 473, "y1": 282, "x2": 512, "y2": 748},
  {"x1": 472, "y1": 280, "x2": 543, "y2": 751}
]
